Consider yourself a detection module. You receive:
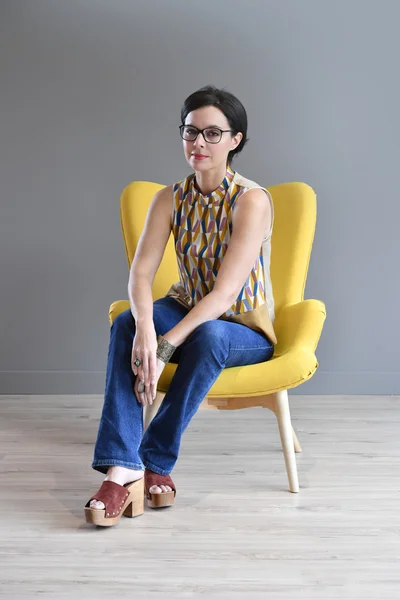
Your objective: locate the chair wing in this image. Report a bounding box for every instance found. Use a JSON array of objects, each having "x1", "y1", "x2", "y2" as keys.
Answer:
[
  {"x1": 120, "y1": 181, "x2": 178, "y2": 301},
  {"x1": 269, "y1": 182, "x2": 317, "y2": 315}
]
